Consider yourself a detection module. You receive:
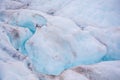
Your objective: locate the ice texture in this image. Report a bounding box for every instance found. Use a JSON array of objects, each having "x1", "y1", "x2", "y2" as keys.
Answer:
[{"x1": 0, "y1": 0, "x2": 120, "y2": 79}]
